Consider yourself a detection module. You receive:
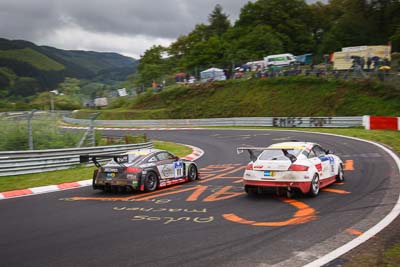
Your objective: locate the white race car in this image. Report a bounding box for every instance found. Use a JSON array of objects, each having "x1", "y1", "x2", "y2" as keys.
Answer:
[{"x1": 237, "y1": 142, "x2": 344, "y2": 197}]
